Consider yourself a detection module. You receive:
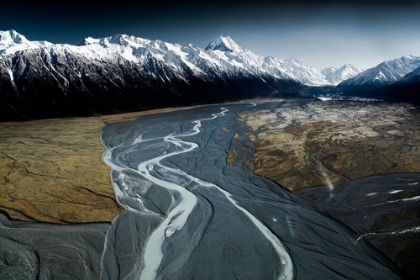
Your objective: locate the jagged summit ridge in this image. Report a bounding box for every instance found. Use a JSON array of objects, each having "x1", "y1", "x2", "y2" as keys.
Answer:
[
  {"x1": 0, "y1": 30, "x2": 39, "y2": 55},
  {"x1": 0, "y1": 30, "x2": 362, "y2": 86},
  {"x1": 0, "y1": 30, "x2": 25, "y2": 44},
  {"x1": 205, "y1": 35, "x2": 241, "y2": 52}
]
